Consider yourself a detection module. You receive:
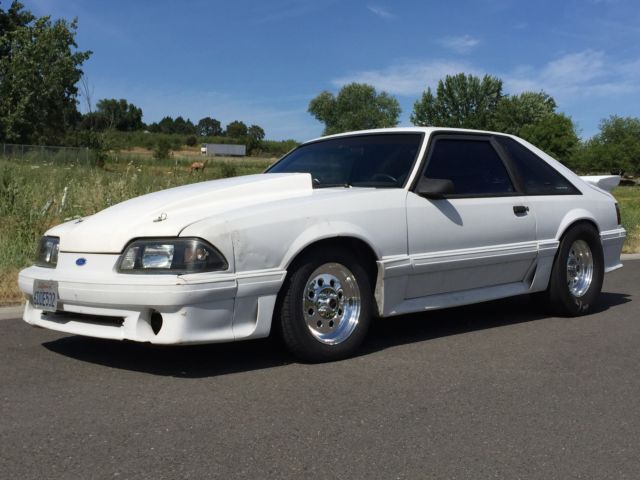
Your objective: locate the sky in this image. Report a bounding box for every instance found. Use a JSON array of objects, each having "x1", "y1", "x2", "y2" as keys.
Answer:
[{"x1": 25, "y1": 0, "x2": 640, "y2": 141}]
